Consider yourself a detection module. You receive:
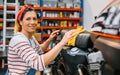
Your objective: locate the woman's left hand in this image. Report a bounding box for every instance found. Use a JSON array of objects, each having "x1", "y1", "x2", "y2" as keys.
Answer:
[{"x1": 49, "y1": 30, "x2": 60, "y2": 40}]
